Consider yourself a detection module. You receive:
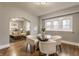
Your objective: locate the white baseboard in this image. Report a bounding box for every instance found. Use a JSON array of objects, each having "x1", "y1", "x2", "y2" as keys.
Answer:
[
  {"x1": 0, "y1": 44, "x2": 10, "y2": 49},
  {"x1": 61, "y1": 40, "x2": 79, "y2": 46}
]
